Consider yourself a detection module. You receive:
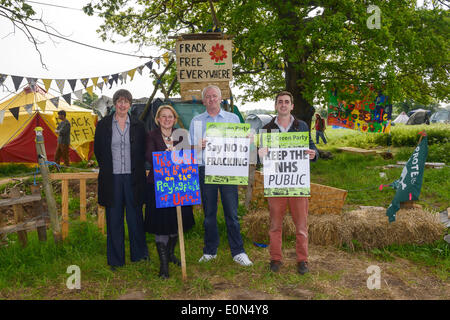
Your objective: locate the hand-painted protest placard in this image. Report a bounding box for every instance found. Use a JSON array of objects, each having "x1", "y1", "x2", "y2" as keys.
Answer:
[
  {"x1": 176, "y1": 40, "x2": 233, "y2": 83},
  {"x1": 327, "y1": 85, "x2": 392, "y2": 133},
  {"x1": 260, "y1": 132, "x2": 310, "y2": 197},
  {"x1": 205, "y1": 122, "x2": 250, "y2": 185},
  {"x1": 54, "y1": 111, "x2": 95, "y2": 148},
  {"x1": 153, "y1": 149, "x2": 201, "y2": 209}
]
